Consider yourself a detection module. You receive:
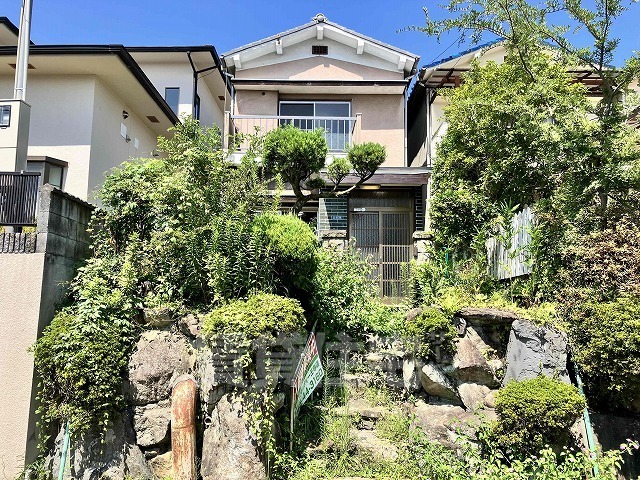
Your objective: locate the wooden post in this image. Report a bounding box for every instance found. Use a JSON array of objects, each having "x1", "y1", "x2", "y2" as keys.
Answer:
[{"x1": 171, "y1": 375, "x2": 197, "y2": 480}]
